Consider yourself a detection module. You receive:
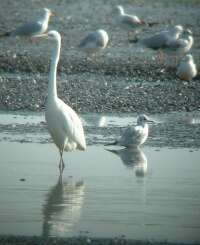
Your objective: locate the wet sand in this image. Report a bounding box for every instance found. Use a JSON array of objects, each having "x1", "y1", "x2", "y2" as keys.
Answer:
[{"x1": 0, "y1": 0, "x2": 200, "y2": 113}]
